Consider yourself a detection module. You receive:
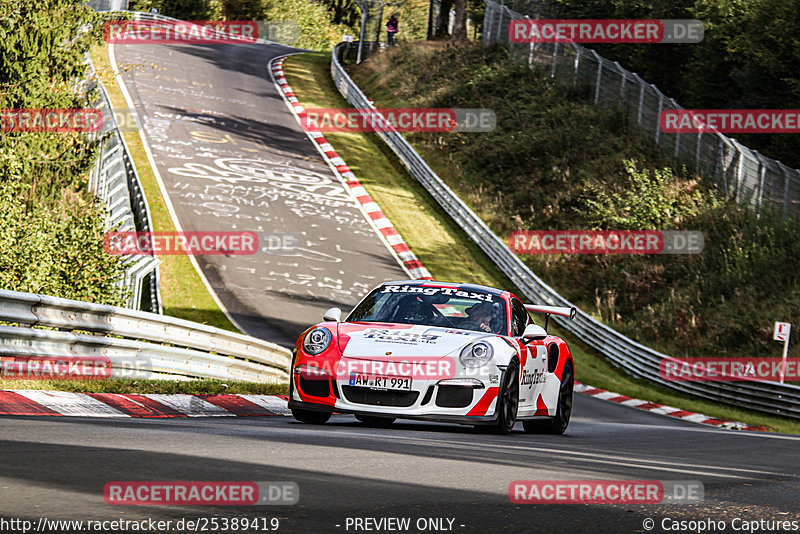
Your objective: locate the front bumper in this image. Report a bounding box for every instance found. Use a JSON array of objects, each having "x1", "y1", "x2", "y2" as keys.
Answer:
[
  {"x1": 290, "y1": 363, "x2": 507, "y2": 426},
  {"x1": 287, "y1": 399, "x2": 501, "y2": 425}
]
